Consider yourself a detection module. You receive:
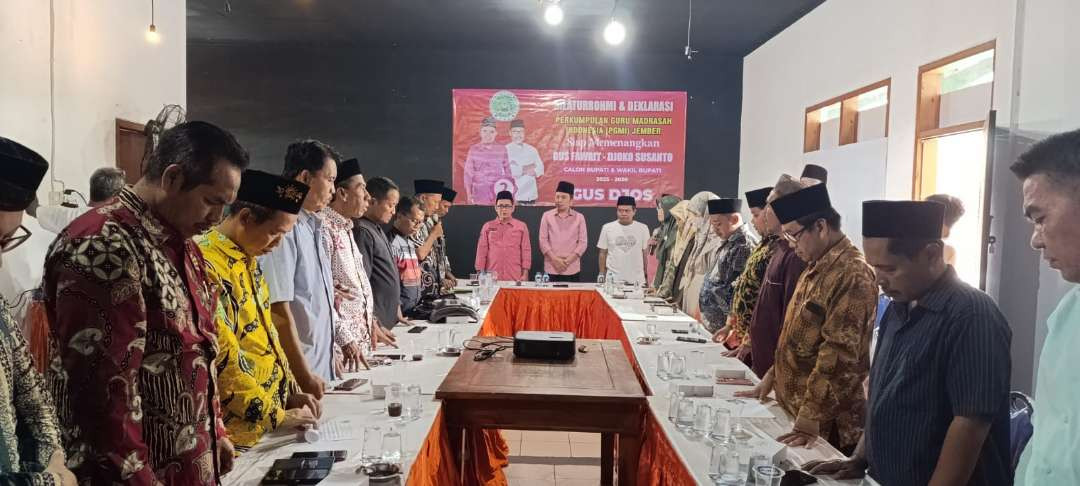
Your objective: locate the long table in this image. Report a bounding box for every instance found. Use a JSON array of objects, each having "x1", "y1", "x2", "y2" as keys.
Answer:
[{"x1": 227, "y1": 283, "x2": 874, "y2": 485}]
